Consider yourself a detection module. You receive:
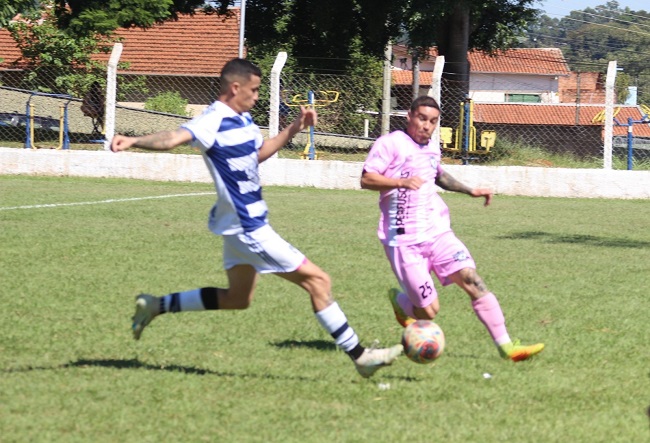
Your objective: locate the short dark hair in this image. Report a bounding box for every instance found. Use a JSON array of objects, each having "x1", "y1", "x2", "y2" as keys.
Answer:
[
  {"x1": 220, "y1": 58, "x2": 262, "y2": 91},
  {"x1": 410, "y1": 96, "x2": 441, "y2": 113}
]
